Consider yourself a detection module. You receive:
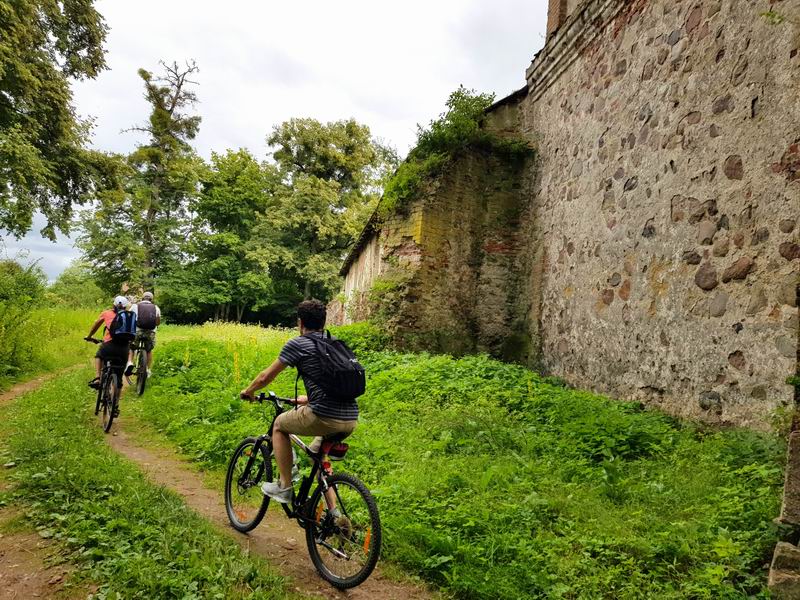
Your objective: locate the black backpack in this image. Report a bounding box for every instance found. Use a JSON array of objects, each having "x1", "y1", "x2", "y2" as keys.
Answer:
[
  {"x1": 136, "y1": 302, "x2": 158, "y2": 329},
  {"x1": 297, "y1": 331, "x2": 366, "y2": 402},
  {"x1": 109, "y1": 310, "x2": 137, "y2": 342}
]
